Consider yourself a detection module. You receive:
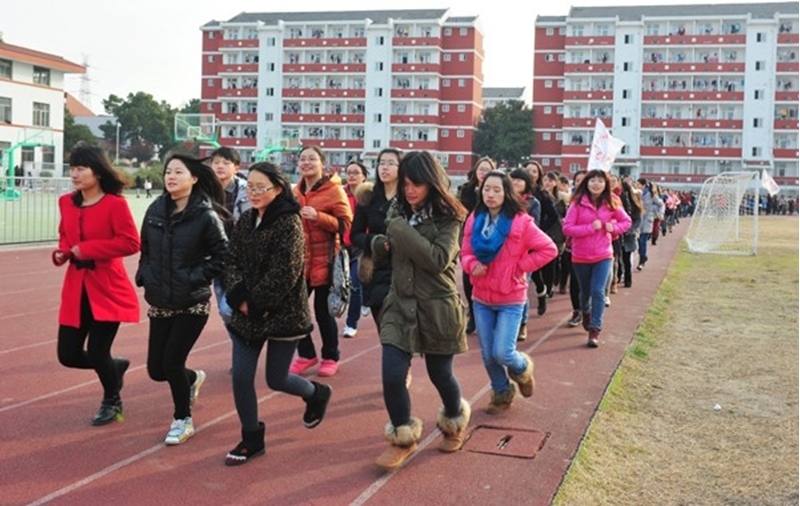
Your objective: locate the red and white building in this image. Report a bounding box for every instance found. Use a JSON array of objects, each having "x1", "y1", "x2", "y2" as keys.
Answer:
[
  {"x1": 533, "y1": 2, "x2": 799, "y2": 191},
  {"x1": 199, "y1": 9, "x2": 484, "y2": 173},
  {"x1": 0, "y1": 39, "x2": 85, "y2": 174}
]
